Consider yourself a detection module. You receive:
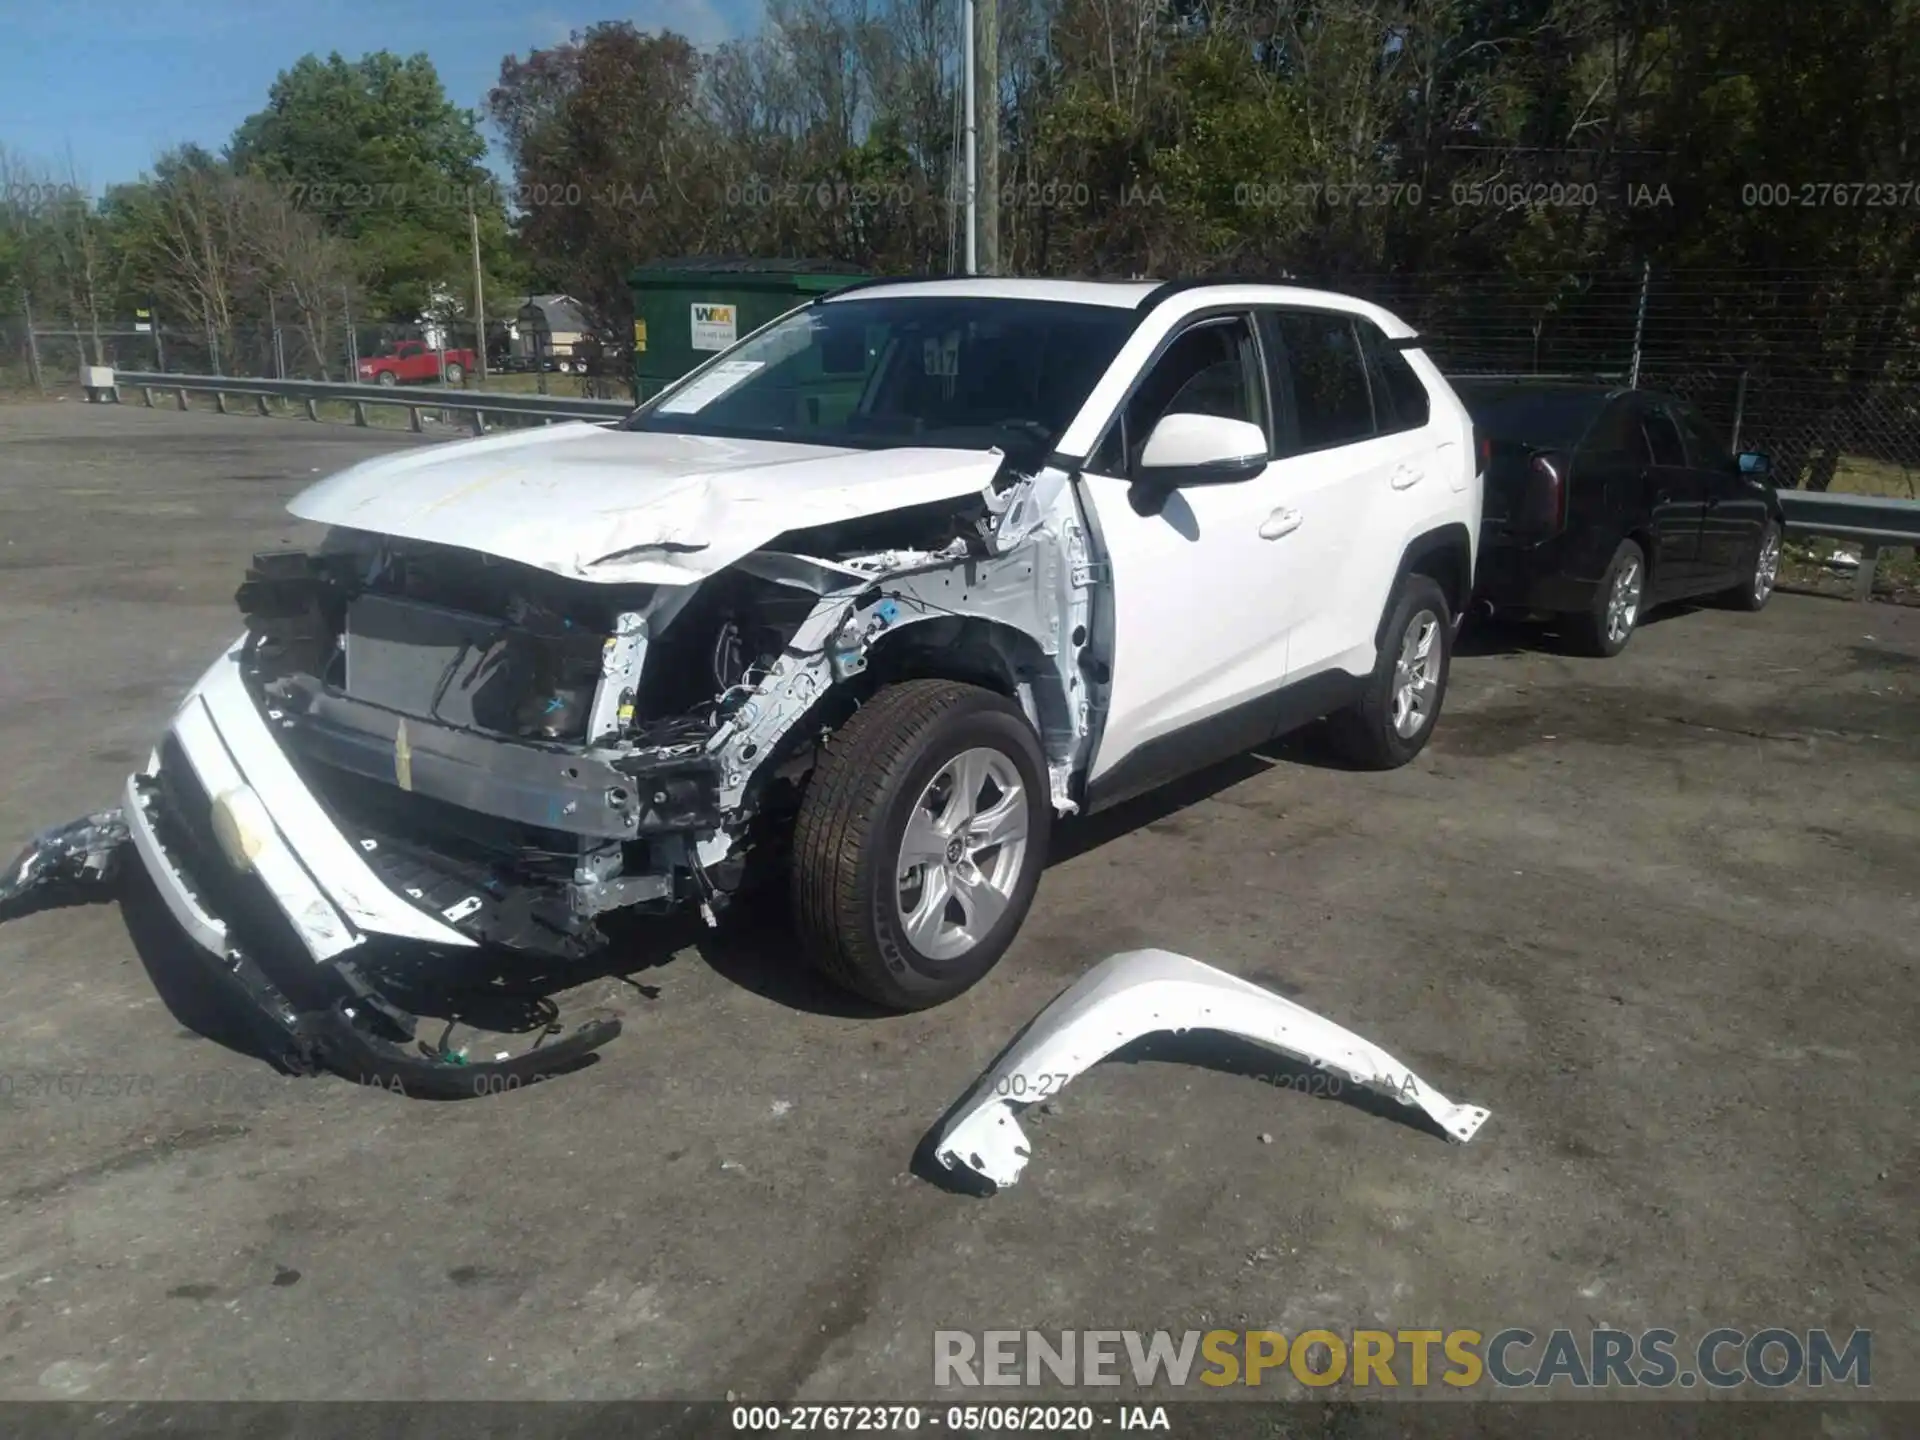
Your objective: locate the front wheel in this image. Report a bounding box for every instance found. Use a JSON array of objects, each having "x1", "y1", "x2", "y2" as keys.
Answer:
[
  {"x1": 1326, "y1": 573, "x2": 1452, "y2": 770},
  {"x1": 1722, "y1": 519, "x2": 1781, "y2": 611},
  {"x1": 791, "y1": 679, "x2": 1051, "y2": 1010}
]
